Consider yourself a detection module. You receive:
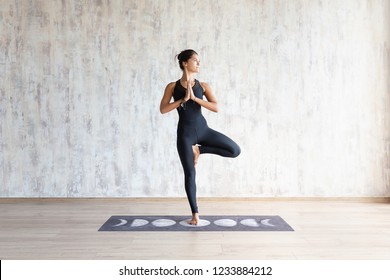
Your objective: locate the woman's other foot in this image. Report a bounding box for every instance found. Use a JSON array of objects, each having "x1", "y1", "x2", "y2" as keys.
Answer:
[{"x1": 192, "y1": 145, "x2": 200, "y2": 167}]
